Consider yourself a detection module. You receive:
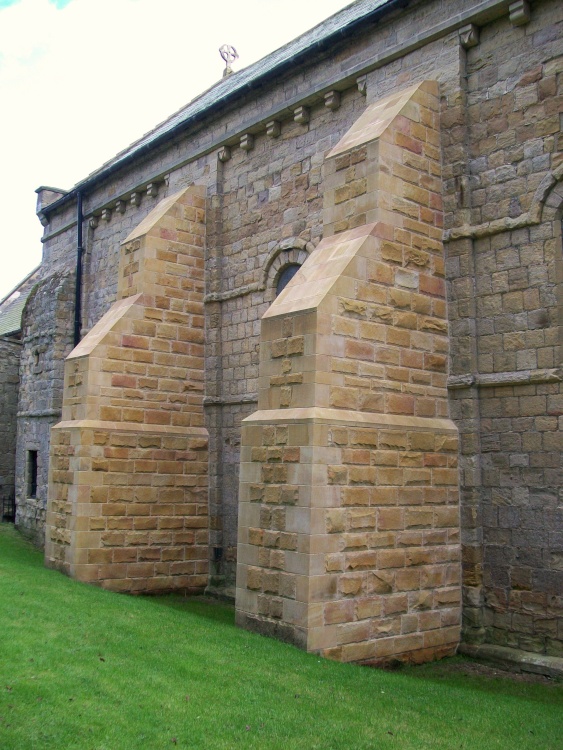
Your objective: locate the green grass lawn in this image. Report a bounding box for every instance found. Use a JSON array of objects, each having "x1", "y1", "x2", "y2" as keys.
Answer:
[{"x1": 0, "y1": 523, "x2": 561, "y2": 750}]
